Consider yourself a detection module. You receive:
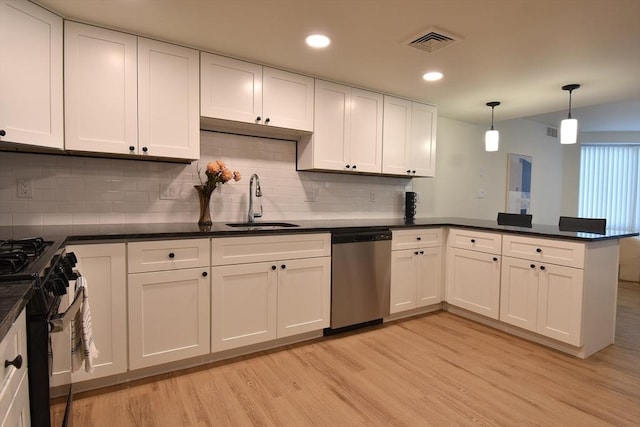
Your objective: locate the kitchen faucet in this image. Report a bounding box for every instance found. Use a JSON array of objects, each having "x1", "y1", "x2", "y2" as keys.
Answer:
[{"x1": 248, "y1": 173, "x2": 263, "y2": 223}]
